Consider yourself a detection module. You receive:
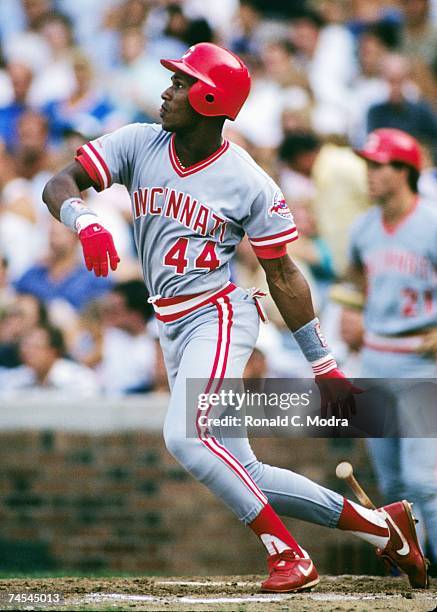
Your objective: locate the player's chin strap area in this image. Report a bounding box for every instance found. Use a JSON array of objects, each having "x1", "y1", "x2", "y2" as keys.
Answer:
[{"x1": 246, "y1": 287, "x2": 269, "y2": 324}]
